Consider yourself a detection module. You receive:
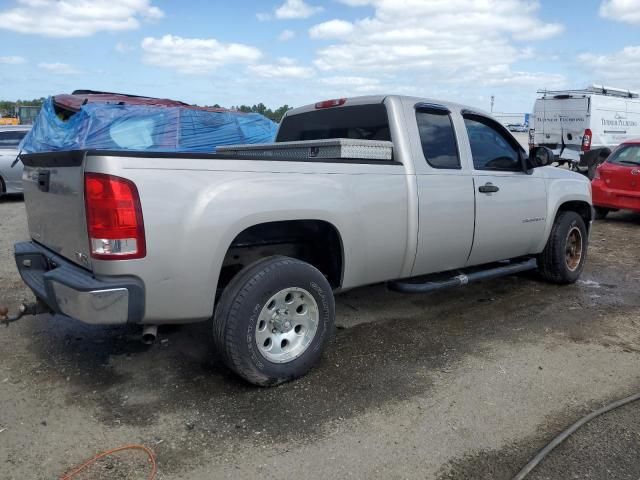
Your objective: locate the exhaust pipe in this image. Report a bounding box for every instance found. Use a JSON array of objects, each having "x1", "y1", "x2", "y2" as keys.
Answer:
[{"x1": 141, "y1": 324, "x2": 158, "y2": 344}]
